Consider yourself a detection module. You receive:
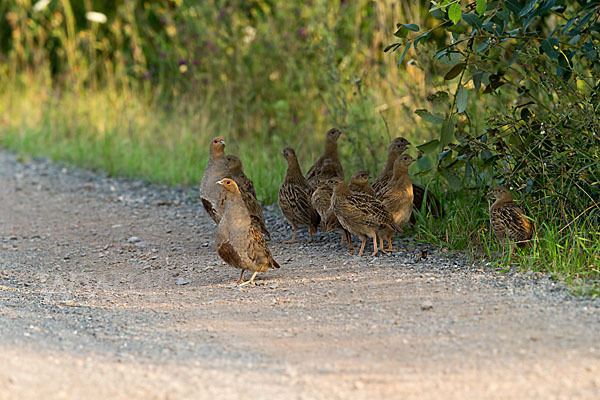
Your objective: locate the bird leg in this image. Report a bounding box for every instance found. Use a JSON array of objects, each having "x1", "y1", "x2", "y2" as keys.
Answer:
[
  {"x1": 378, "y1": 236, "x2": 389, "y2": 254},
  {"x1": 385, "y1": 236, "x2": 396, "y2": 252},
  {"x1": 238, "y1": 270, "x2": 245, "y2": 283},
  {"x1": 284, "y1": 226, "x2": 298, "y2": 244},
  {"x1": 308, "y1": 226, "x2": 316, "y2": 243},
  {"x1": 339, "y1": 231, "x2": 346, "y2": 246},
  {"x1": 357, "y1": 237, "x2": 367, "y2": 256},
  {"x1": 345, "y1": 231, "x2": 357, "y2": 250},
  {"x1": 370, "y1": 235, "x2": 379, "y2": 257},
  {"x1": 239, "y1": 271, "x2": 259, "y2": 286}
]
